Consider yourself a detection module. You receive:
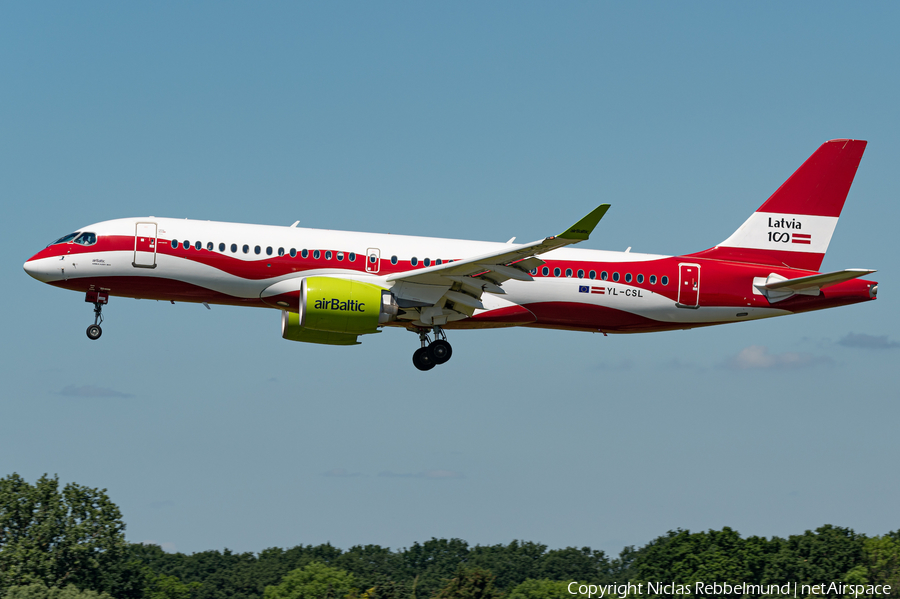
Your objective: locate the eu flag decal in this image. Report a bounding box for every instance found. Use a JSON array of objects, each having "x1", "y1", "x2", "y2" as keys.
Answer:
[{"x1": 578, "y1": 286, "x2": 589, "y2": 293}]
